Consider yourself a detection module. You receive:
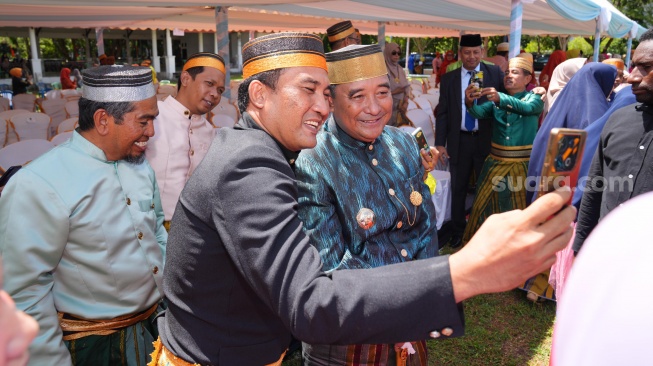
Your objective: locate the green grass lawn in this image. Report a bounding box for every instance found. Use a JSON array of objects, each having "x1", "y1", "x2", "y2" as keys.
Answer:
[{"x1": 282, "y1": 290, "x2": 556, "y2": 366}]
